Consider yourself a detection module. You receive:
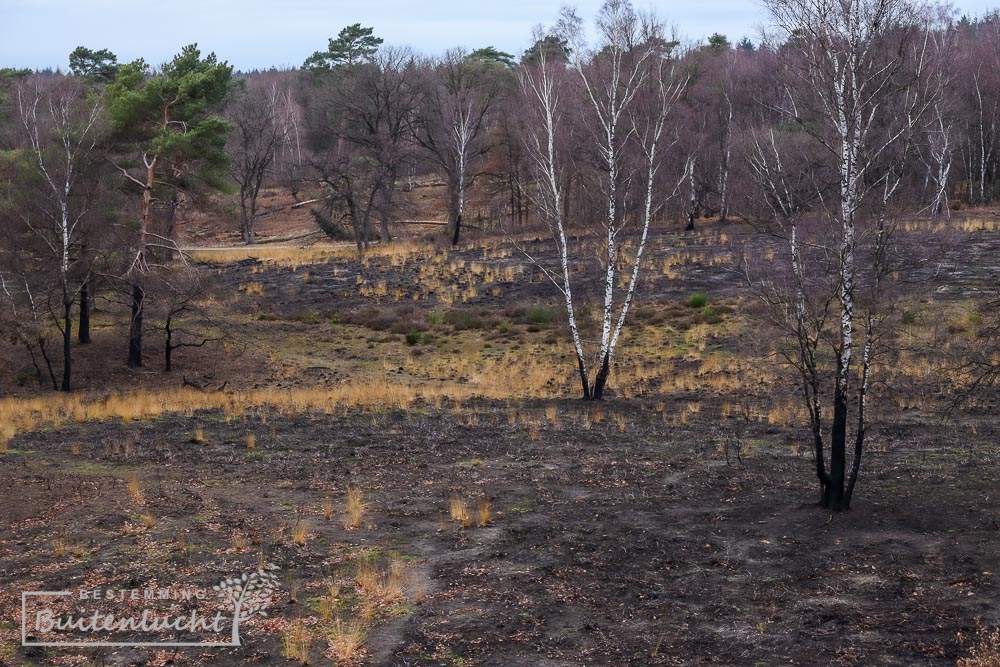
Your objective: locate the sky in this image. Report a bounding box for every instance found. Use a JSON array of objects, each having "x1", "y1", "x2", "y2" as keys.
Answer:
[{"x1": 1, "y1": 0, "x2": 998, "y2": 72}]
